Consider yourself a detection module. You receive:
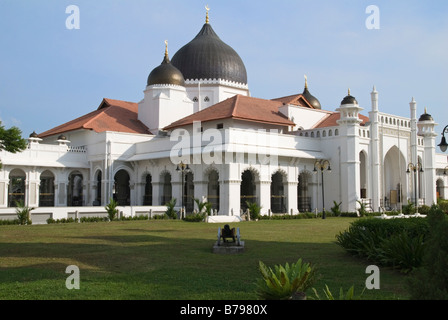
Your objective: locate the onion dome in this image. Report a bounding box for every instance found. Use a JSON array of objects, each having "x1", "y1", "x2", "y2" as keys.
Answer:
[
  {"x1": 302, "y1": 75, "x2": 321, "y2": 109},
  {"x1": 147, "y1": 41, "x2": 185, "y2": 86},
  {"x1": 171, "y1": 10, "x2": 247, "y2": 85},
  {"x1": 341, "y1": 88, "x2": 358, "y2": 105},
  {"x1": 29, "y1": 131, "x2": 38, "y2": 138},
  {"x1": 419, "y1": 108, "x2": 434, "y2": 122}
]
